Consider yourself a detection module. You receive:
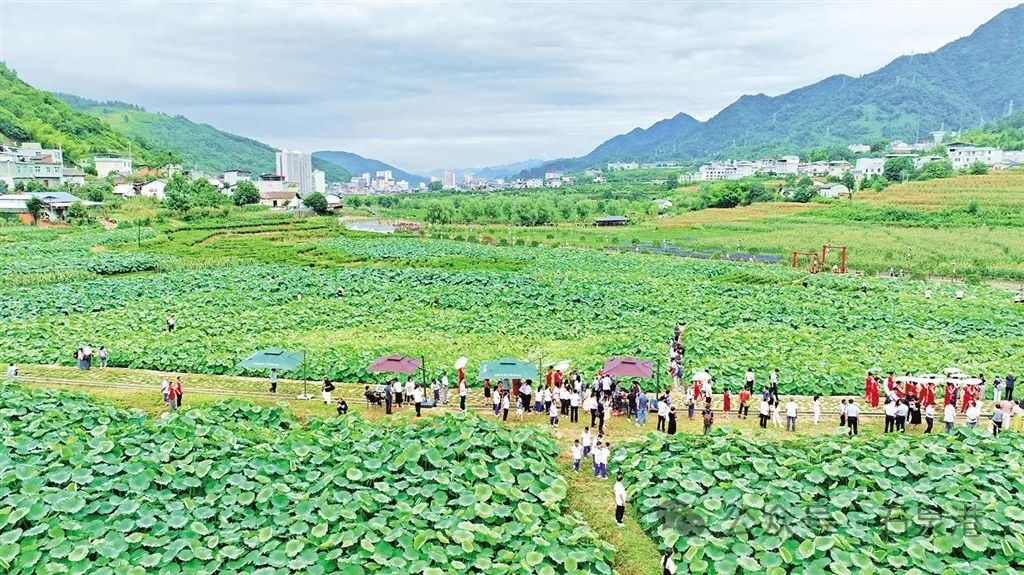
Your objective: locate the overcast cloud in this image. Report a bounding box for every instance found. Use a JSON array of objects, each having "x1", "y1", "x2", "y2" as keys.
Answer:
[{"x1": 1, "y1": 0, "x2": 1018, "y2": 172}]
